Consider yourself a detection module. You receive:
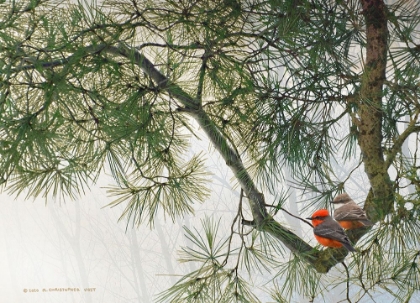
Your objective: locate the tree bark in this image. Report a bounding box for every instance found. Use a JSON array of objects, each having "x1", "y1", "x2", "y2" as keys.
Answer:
[{"x1": 356, "y1": 0, "x2": 393, "y2": 222}]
